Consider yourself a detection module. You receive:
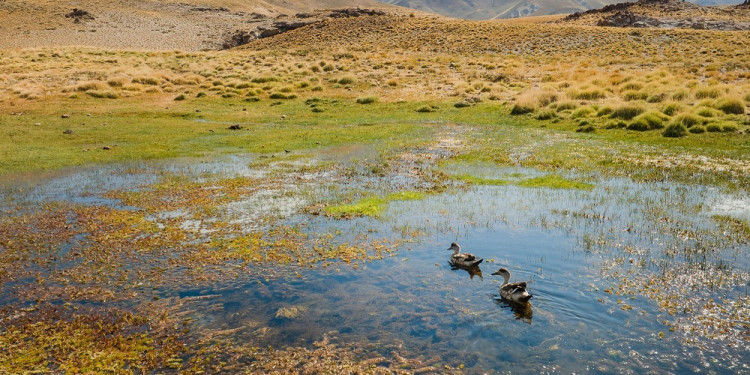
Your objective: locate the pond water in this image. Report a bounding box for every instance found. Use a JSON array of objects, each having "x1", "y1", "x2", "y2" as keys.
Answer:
[{"x1": 0, "y1": 151, "x2": 748, "y2": 374}]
